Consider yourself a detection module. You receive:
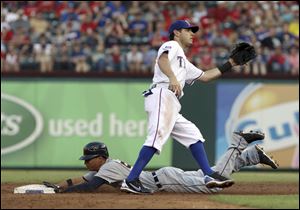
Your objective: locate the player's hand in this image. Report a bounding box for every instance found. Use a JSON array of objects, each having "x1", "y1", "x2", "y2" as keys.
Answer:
[
  {"x1": 43, "y1": 181, "x2": 63, "y2": 193},
  {"x1": 229, "y1": 42, "x2": 257, "y2": 65},
  {"x1": 229, "y1": 58, "x2": 237, "y2": 67},
  {"x1": 229, "y1": 58, "x2": 249, "y2": 69},
  {"x1": 169, "y1": 77, "x2": 181, "y2": 97}
]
